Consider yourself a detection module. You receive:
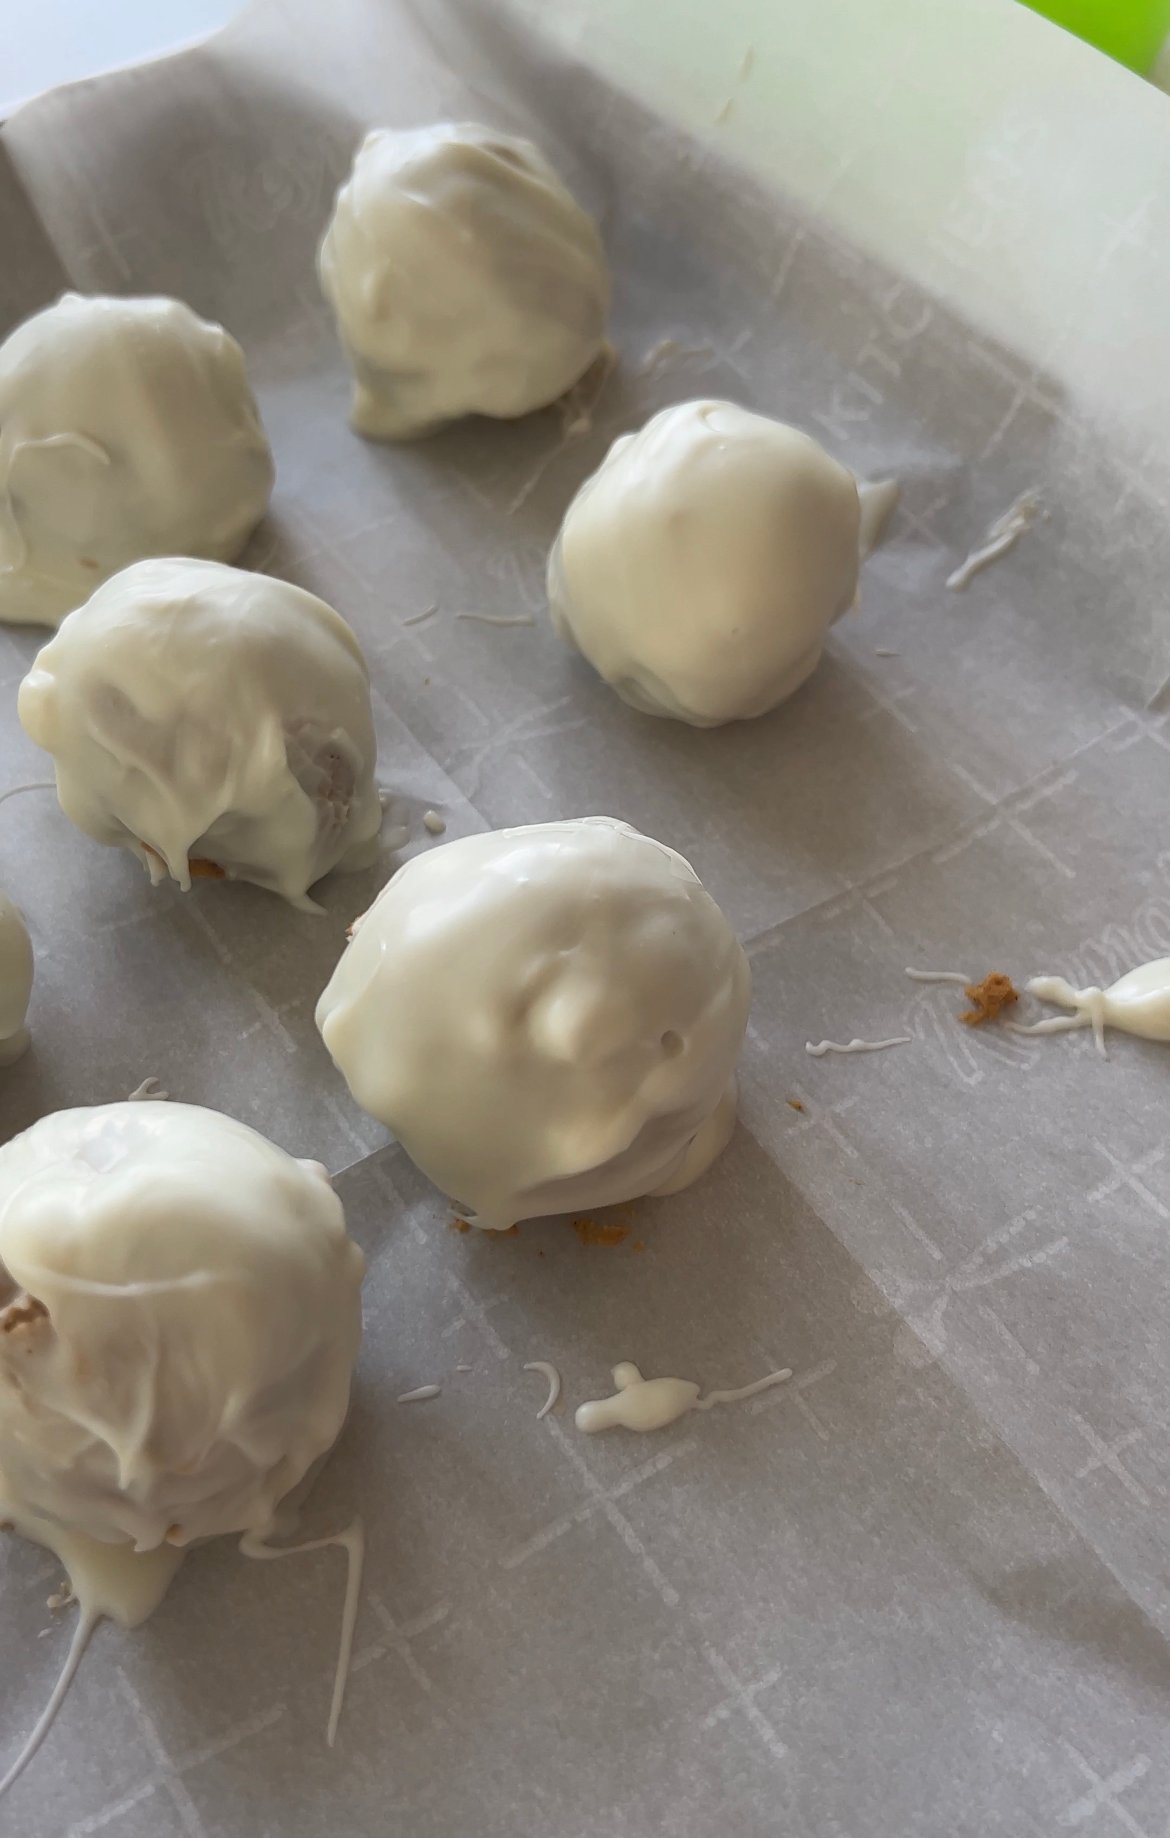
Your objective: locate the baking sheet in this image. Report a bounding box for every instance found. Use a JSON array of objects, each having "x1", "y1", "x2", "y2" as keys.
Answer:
[{"x1": 3, "y1": 1, "x2": 1170, "y2": 1831}]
